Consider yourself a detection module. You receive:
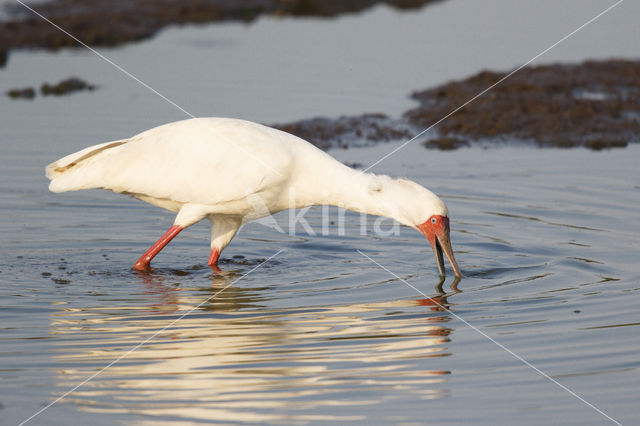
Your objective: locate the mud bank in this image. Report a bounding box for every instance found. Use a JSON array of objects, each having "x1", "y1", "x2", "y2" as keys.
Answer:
[
  {"x1": 274, "y1": 114, "x2": 414, "y2": 151},
  {"x1": 0, "y1": 0, "x2": 440, "y2": 67},
  {"x1": 273, "y1": 59, "x2": 640, "y2": 151}
]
